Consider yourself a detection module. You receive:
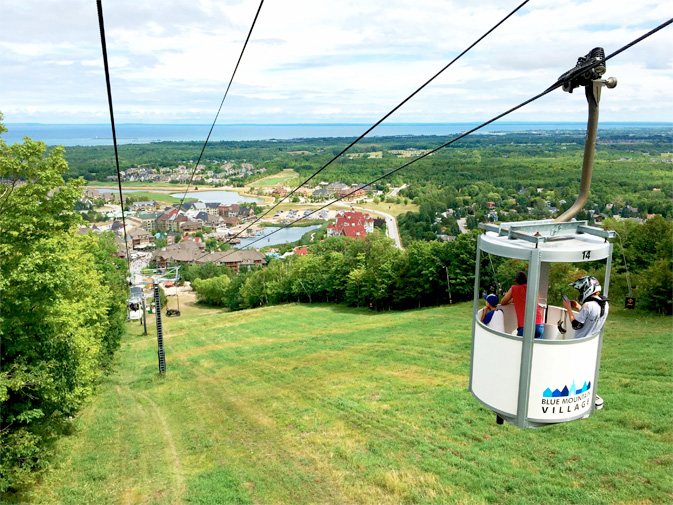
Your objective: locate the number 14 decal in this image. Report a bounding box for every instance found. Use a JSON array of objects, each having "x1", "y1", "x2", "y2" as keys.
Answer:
[{"x1": 582, "y1": 250, "x2": 591, "y2": 260}]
